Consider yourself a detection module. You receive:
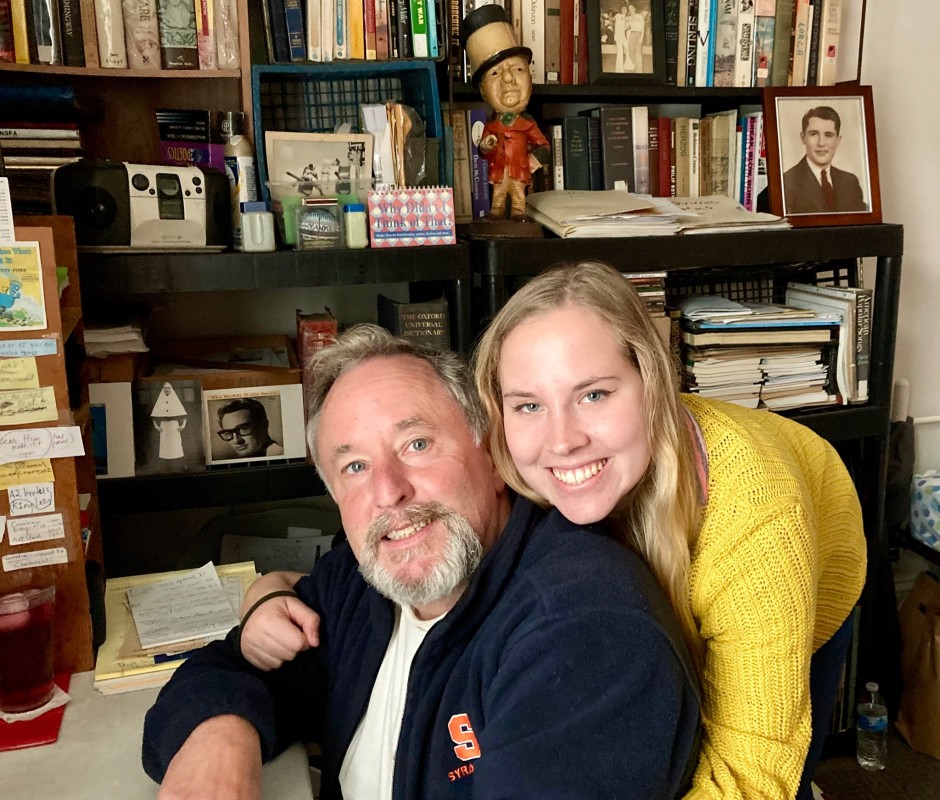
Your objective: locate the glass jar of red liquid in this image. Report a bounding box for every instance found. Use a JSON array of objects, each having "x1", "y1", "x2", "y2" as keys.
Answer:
[{"x1": 0, "y1": 586, "x2": 56, "y2": 714}]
